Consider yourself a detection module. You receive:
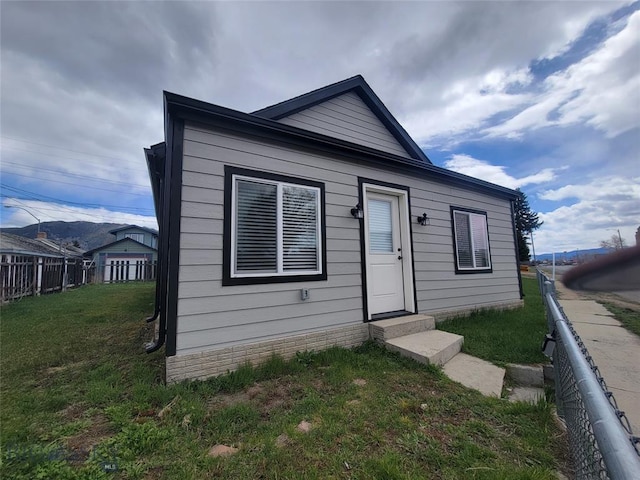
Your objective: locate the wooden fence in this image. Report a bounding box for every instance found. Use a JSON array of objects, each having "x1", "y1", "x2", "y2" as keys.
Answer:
[{"x1": 1, "y1": 255, "x2": 86, "y2": 303}]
